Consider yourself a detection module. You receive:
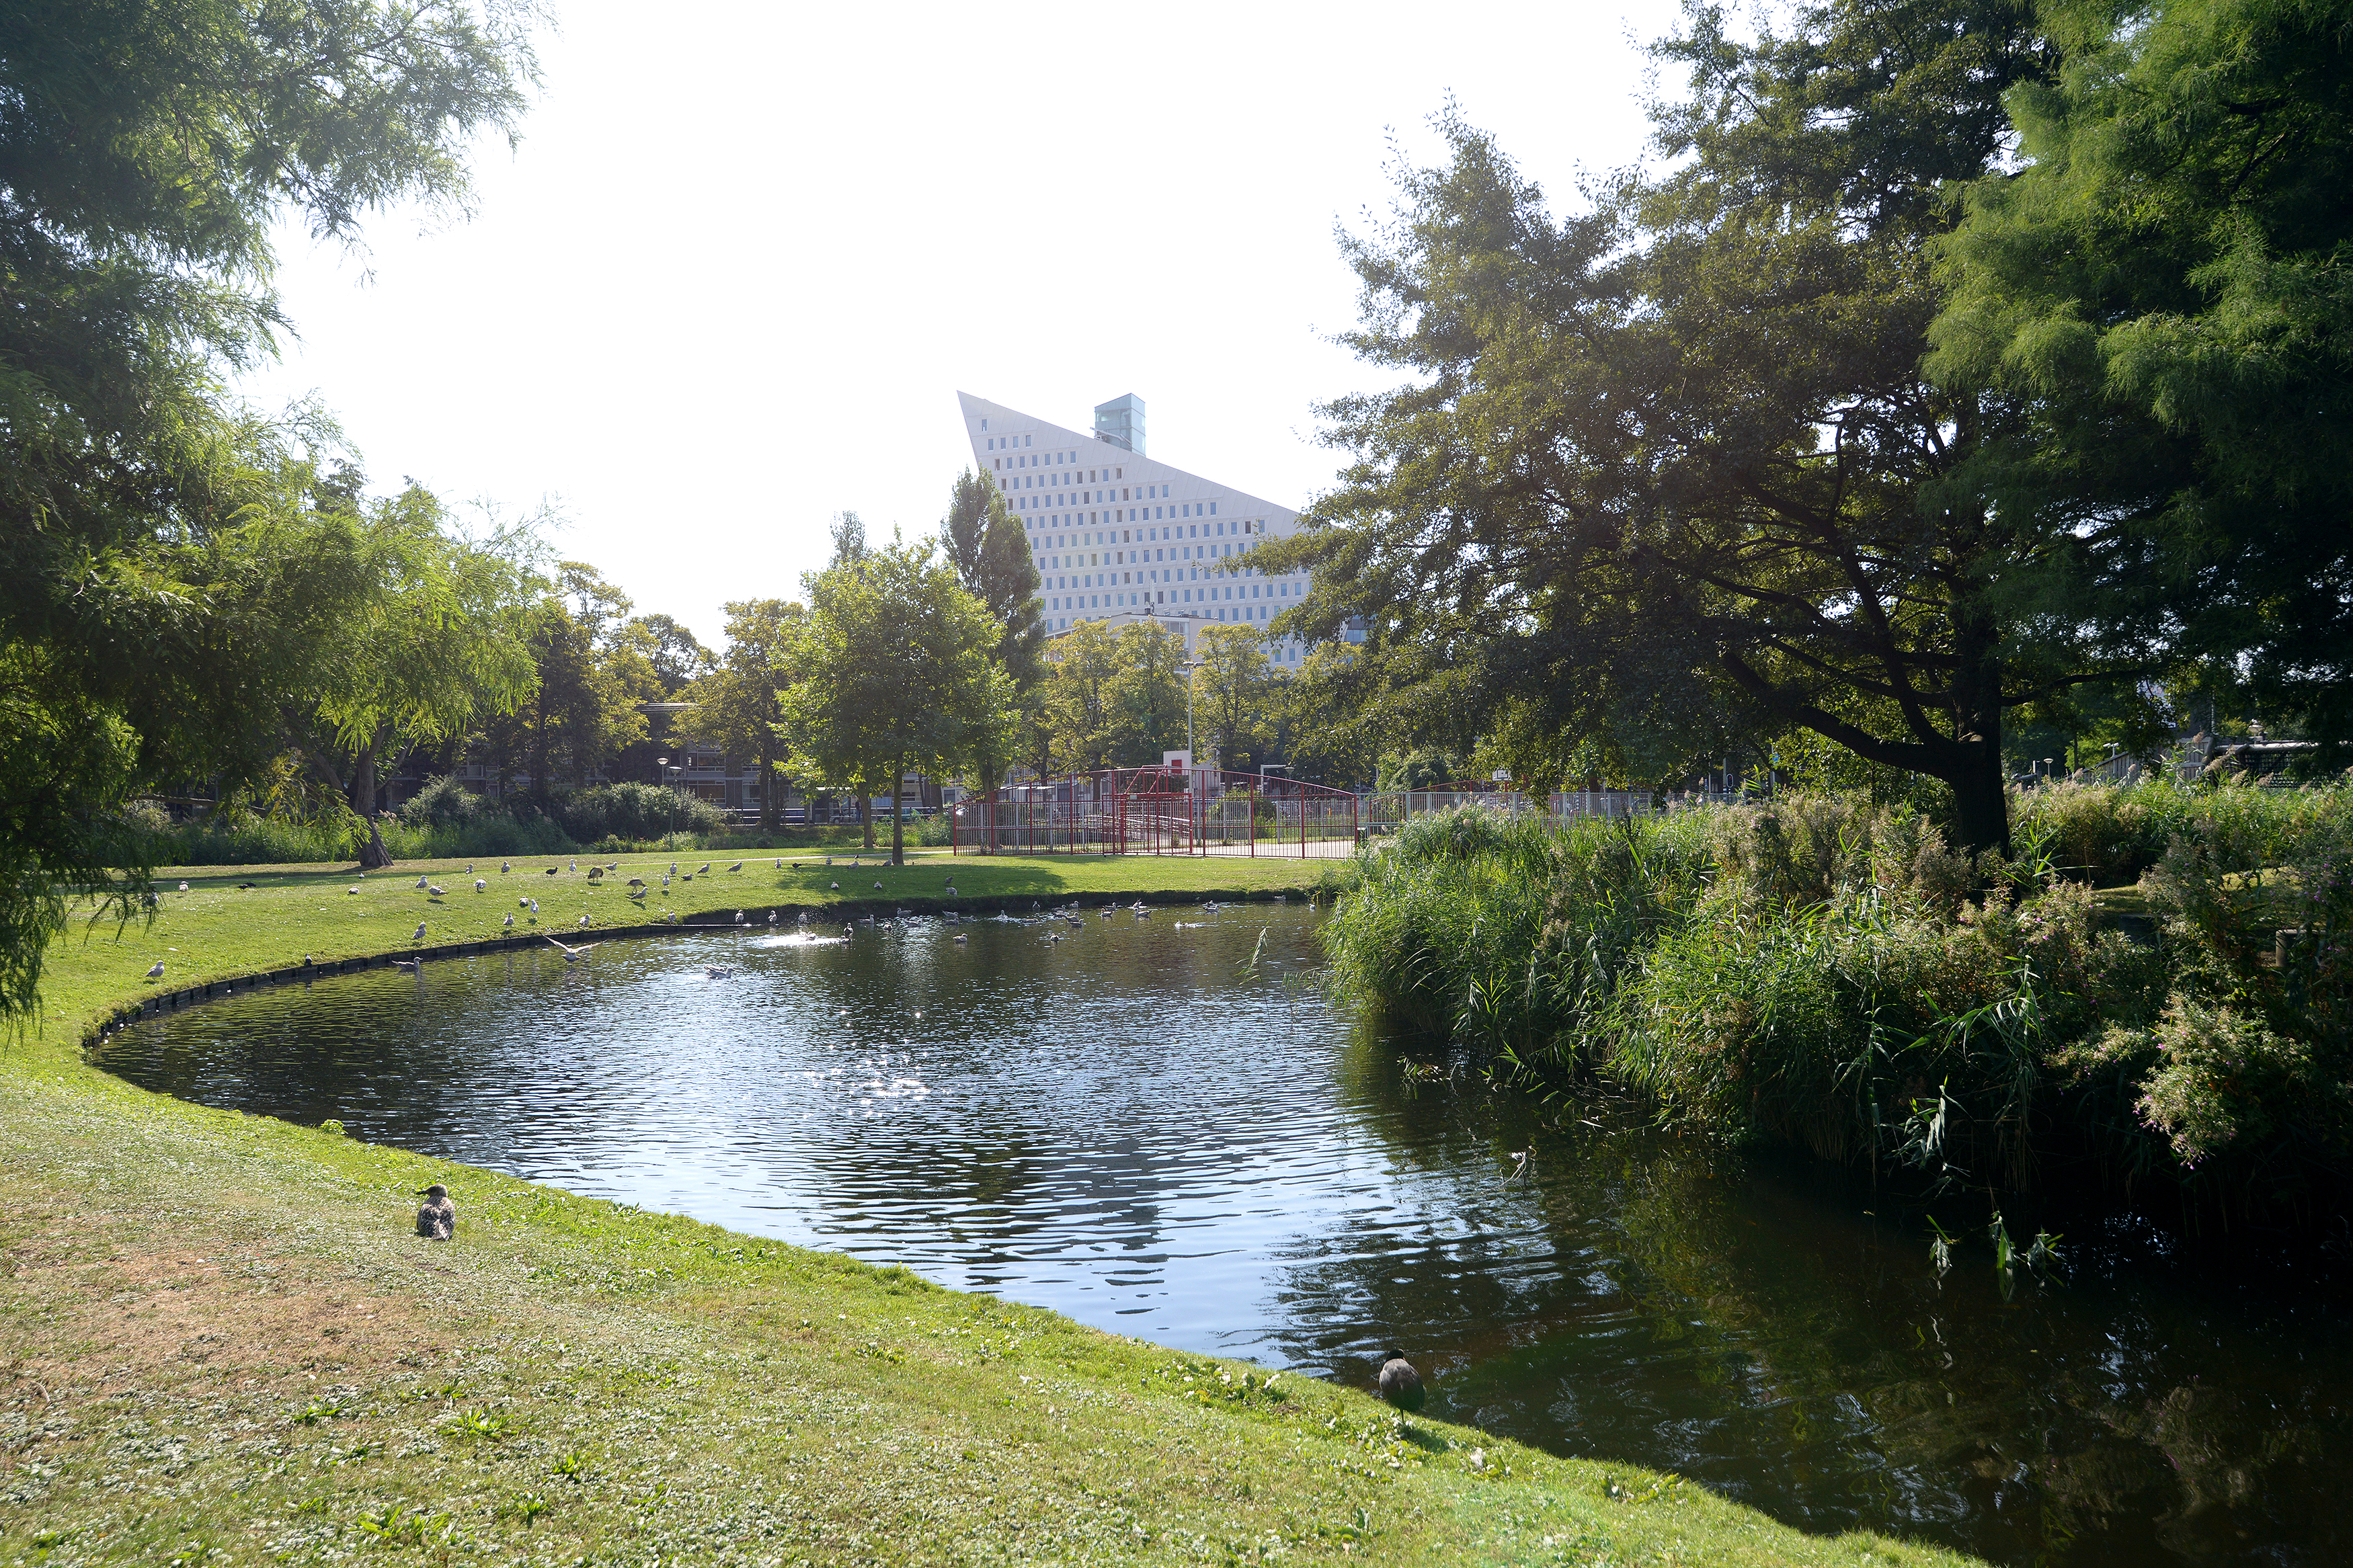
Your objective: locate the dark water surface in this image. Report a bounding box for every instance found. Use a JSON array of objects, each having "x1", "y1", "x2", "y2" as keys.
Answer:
[{"x1": 95, "y1": 905, "x2": 2351, "y2": 1566}]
